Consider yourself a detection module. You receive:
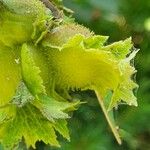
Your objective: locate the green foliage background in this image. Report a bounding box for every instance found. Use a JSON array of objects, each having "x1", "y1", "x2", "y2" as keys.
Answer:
[{"x1": 36, "y1": 0, "x2": 149, "y2": 150}]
